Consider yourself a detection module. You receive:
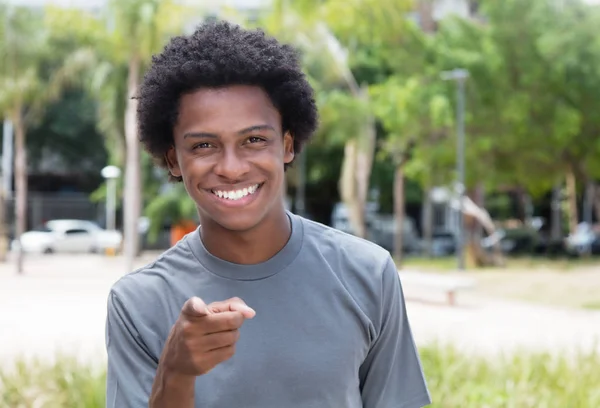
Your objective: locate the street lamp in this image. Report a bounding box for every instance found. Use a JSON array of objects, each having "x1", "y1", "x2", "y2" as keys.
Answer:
[
  {"x1": 101, "y1": 165, "x2": 121, "y2": 231},
  {"x1": 441, "y1": 68, "x2": 469, "y2": 271}
]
